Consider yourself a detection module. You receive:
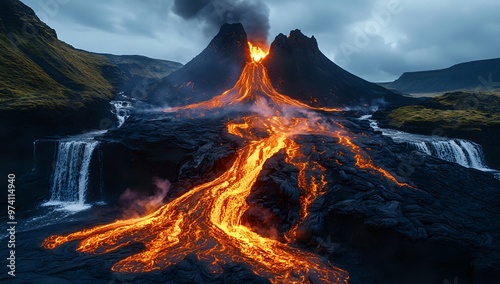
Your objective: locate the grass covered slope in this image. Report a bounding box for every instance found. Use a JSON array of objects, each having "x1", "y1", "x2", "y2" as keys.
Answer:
[
  {"x1": 374, "y1": 91, "x2": 500, "y2": 168},
  {"x1": 0, "y1": 0, "x2": 119, "y2": 111}
]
